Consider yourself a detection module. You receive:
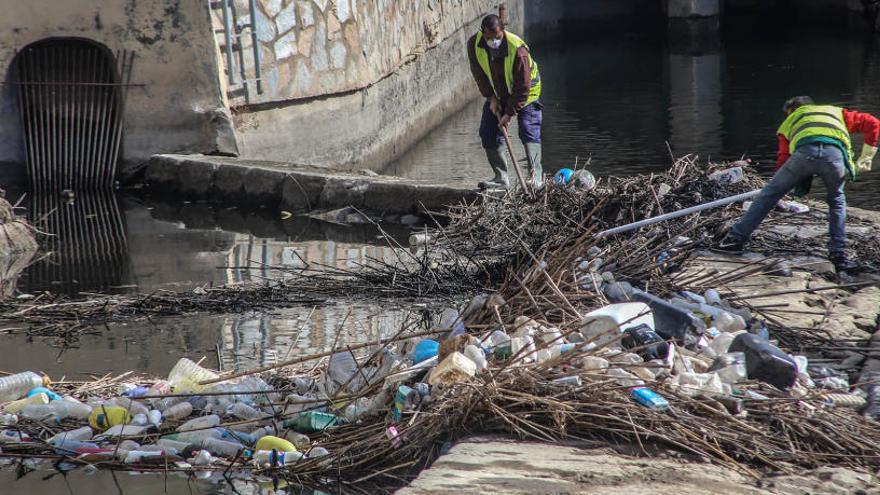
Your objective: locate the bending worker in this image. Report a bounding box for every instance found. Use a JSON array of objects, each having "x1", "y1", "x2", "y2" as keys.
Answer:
[
  {"x1": 467, "y1": 14, "x2": 543, "y2": 189},
  {"x1": 714, "y1": 96, "x2": 878, "y2": 272}
]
